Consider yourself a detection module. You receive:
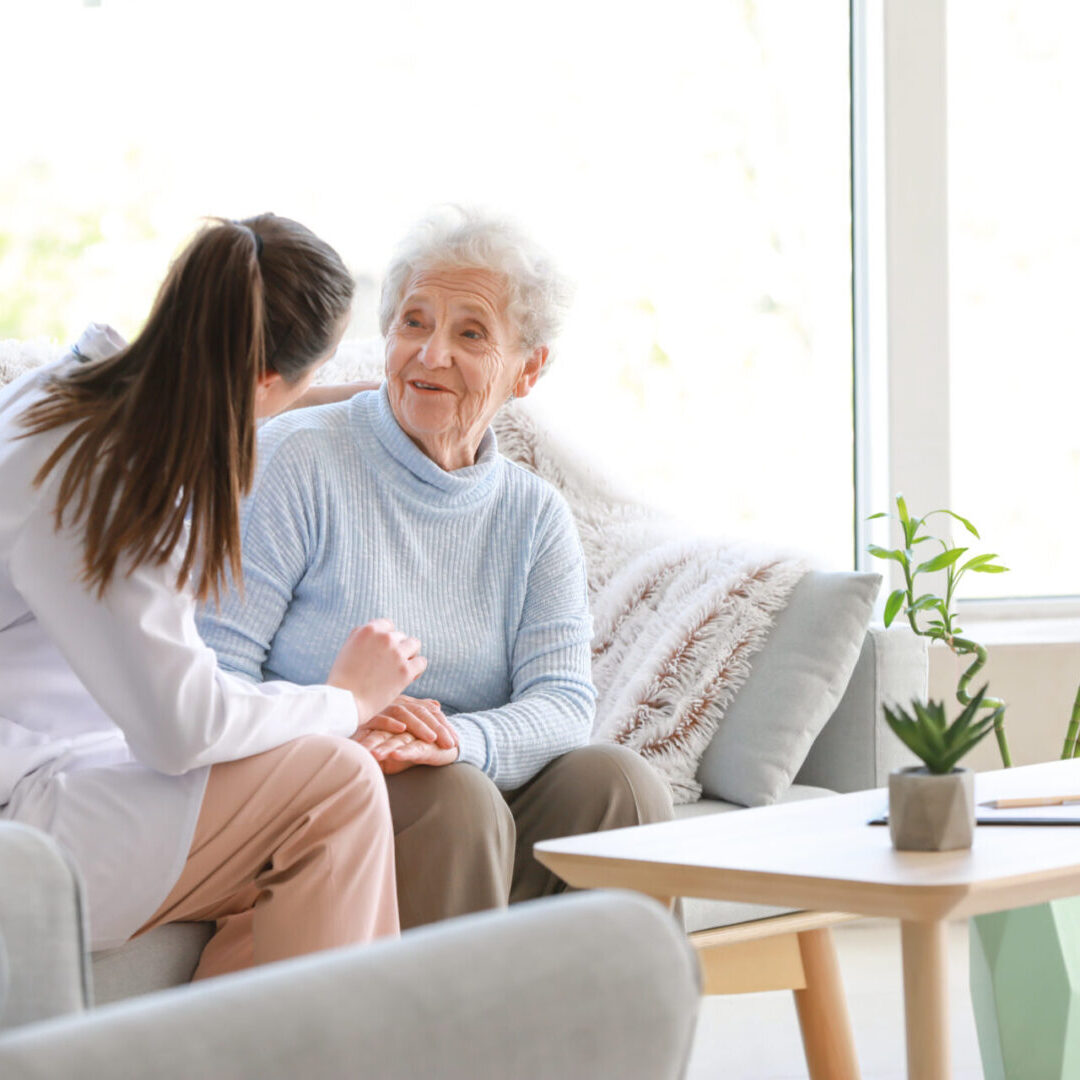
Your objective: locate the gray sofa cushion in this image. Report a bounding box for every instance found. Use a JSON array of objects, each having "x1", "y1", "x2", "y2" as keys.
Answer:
[
  {"x1": 795, "y1": 624, "x2": 924, "y2": 792},
  {"x1": 696, "y1": 570, "x2": 881, "y2": 807},
  {"x1": 0, "y1": 926, "x2": 8, "y2": 1020},
  {"x1": 92, "y1": 922, "x2": 213, "y2": 1006}
]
